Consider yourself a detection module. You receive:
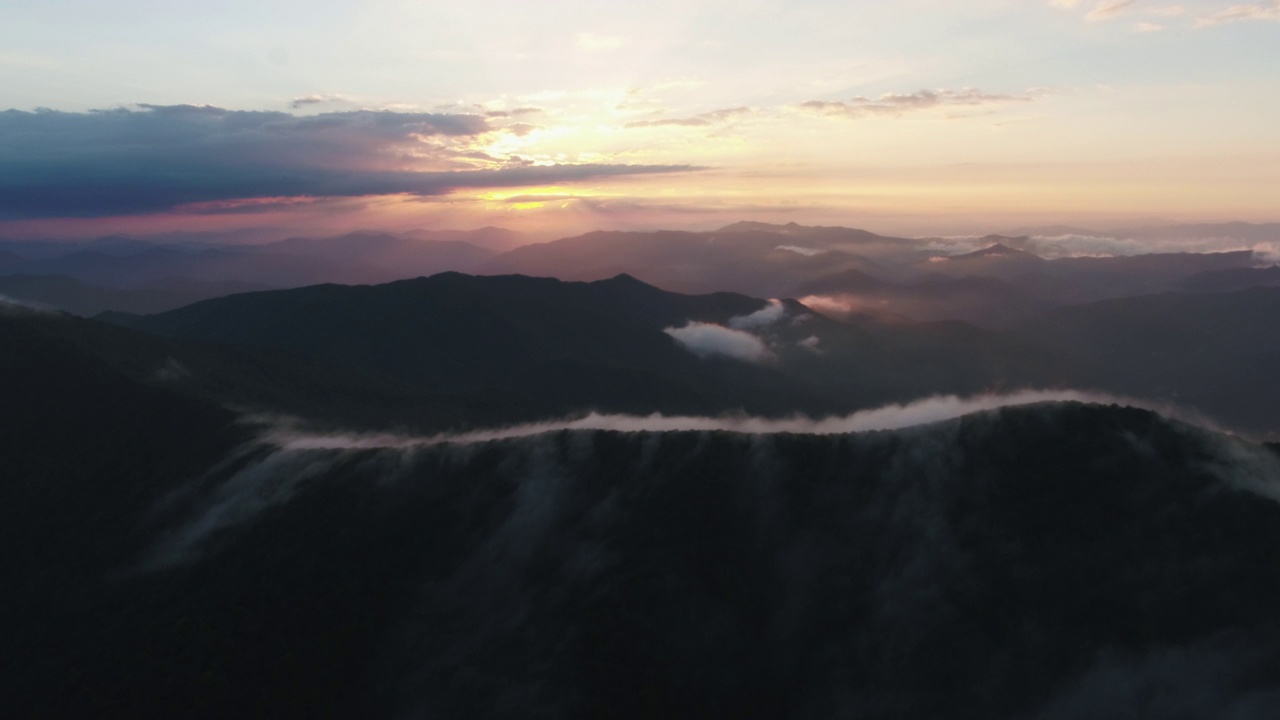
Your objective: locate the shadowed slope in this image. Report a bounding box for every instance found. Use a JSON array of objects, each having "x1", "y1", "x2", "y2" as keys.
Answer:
[
  {"x1": 1020, "y1": 286, "x2": 1280, "y2": 434},
  {"x1": 101, "y1": 272, "x2": 1066, "y2": 419},
  {"x1": 5, "y1": 400, "x2": 1280, "y2": 719}
]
